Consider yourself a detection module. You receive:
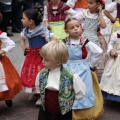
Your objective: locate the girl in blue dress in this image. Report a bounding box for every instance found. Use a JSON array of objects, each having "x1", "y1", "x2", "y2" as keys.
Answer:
[{"x1": 63, "y1": 18, "x2": 104, "y2": 119}]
